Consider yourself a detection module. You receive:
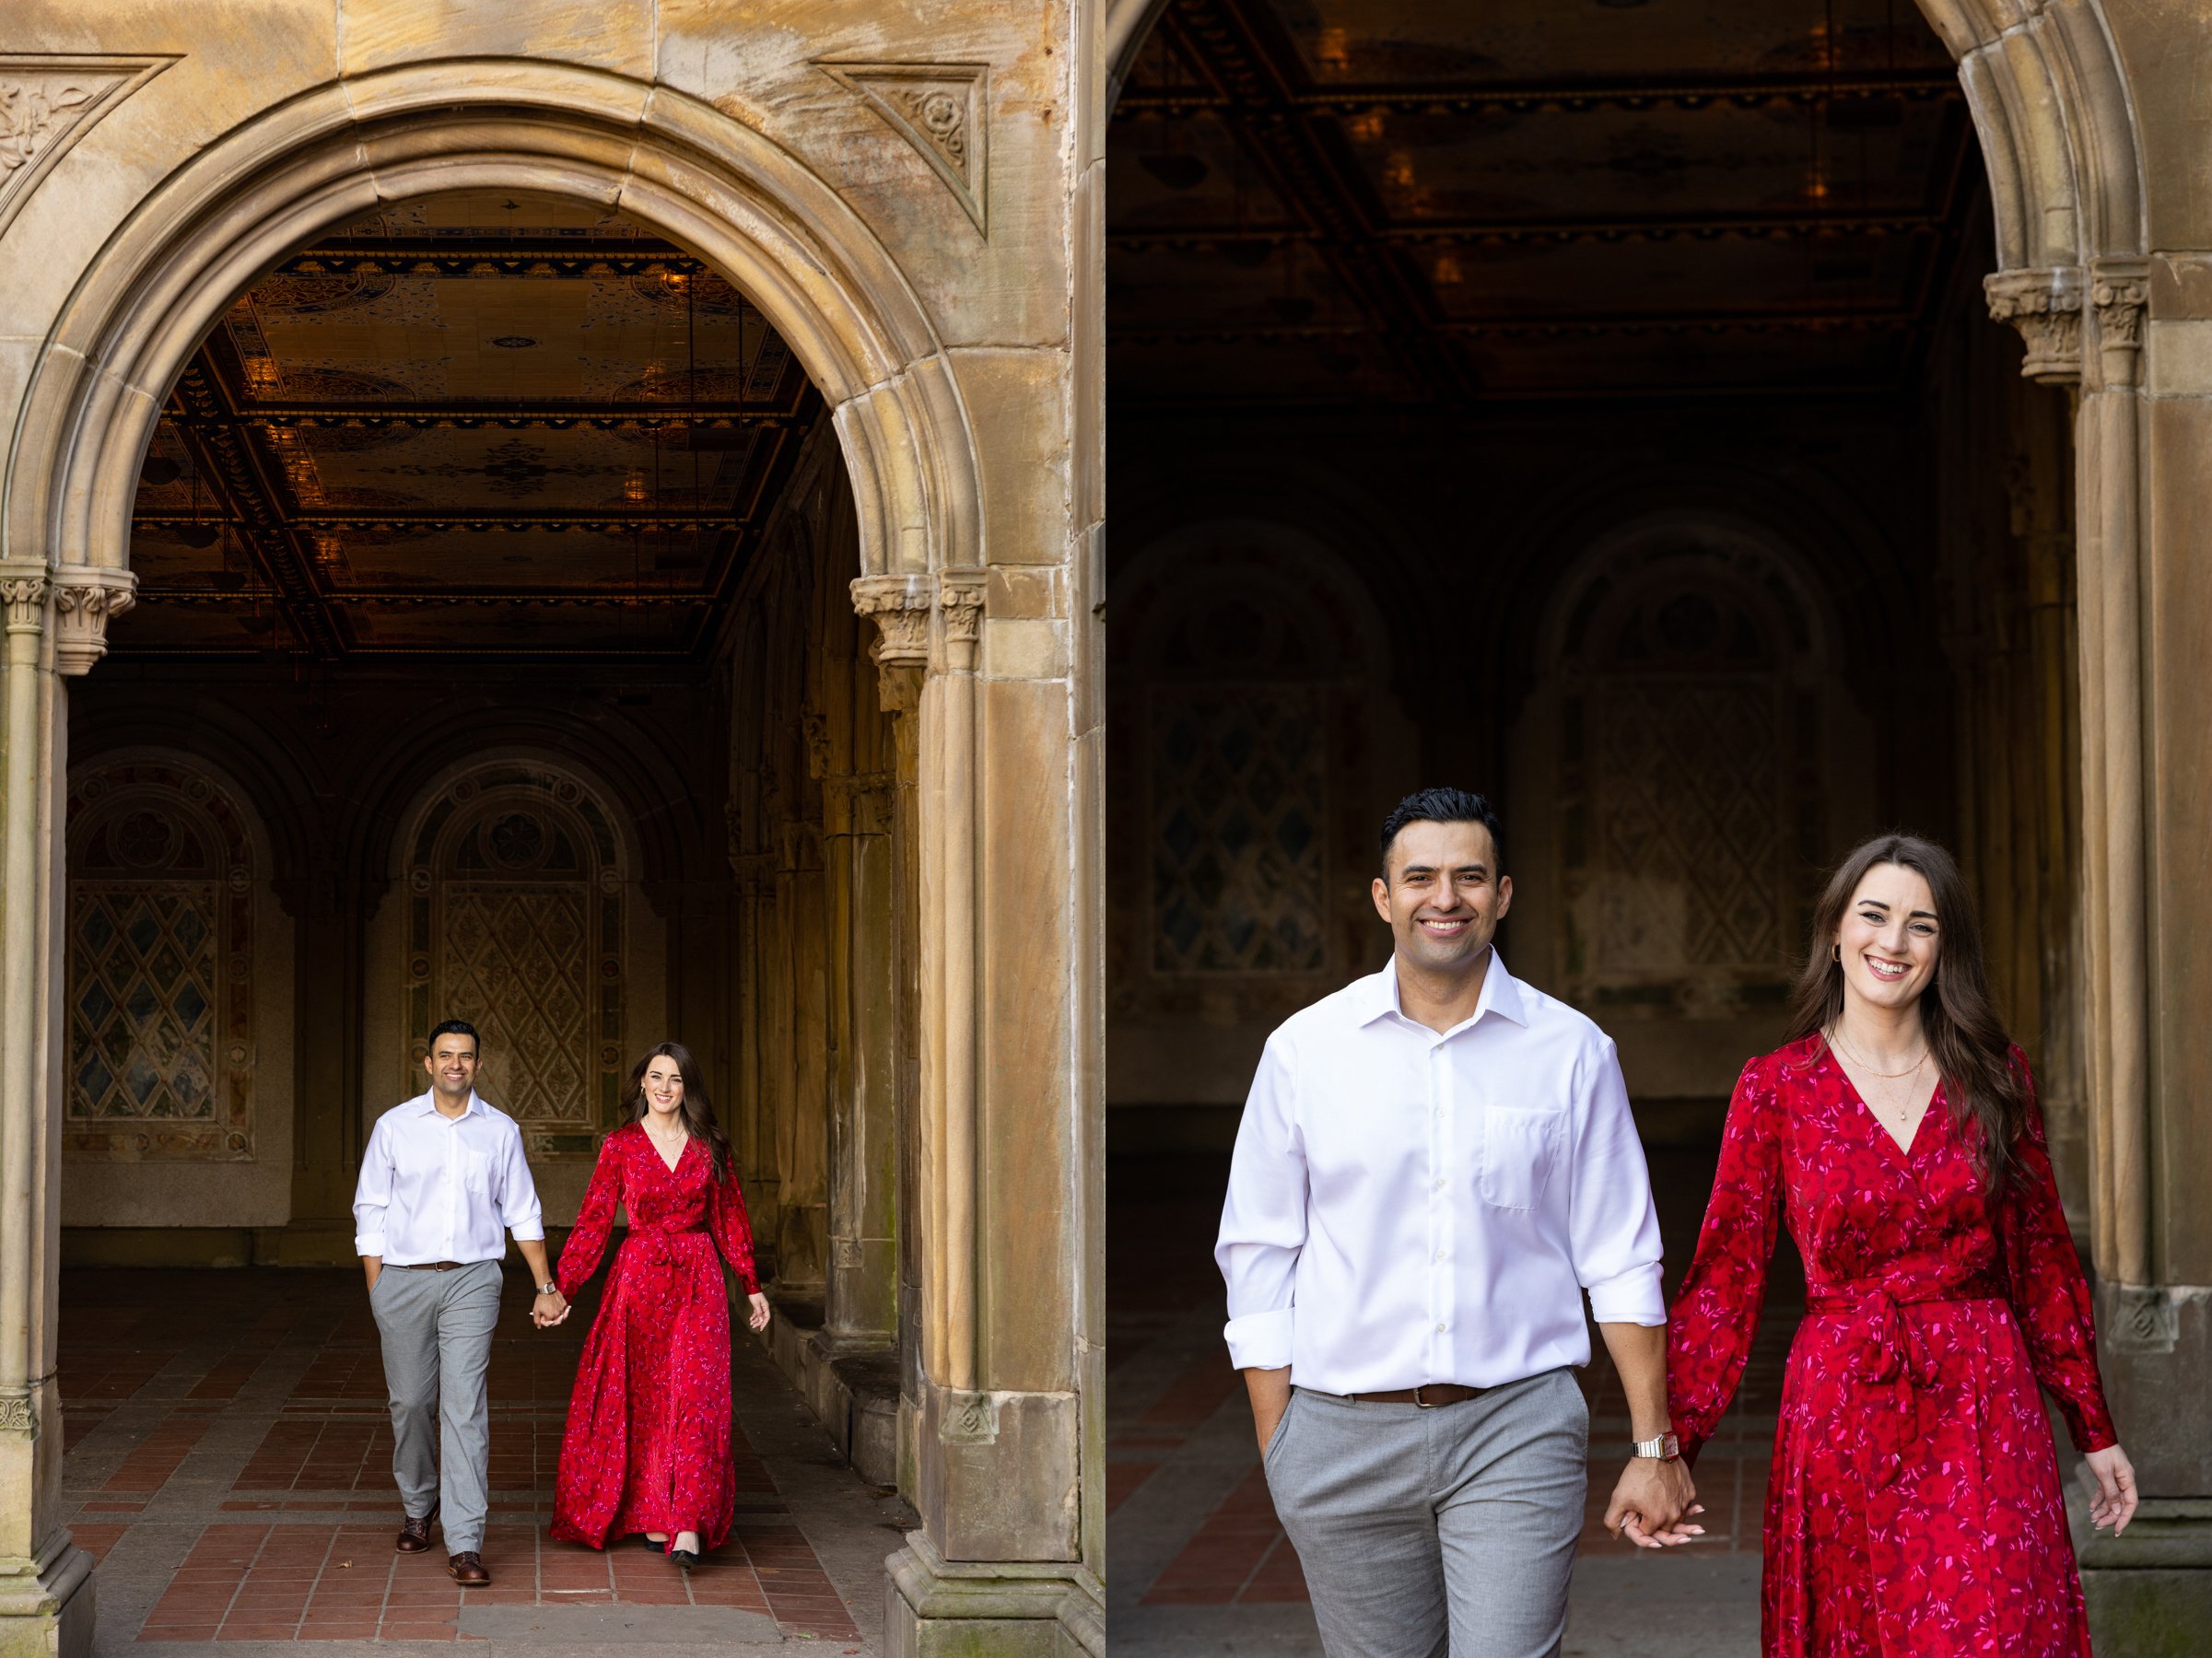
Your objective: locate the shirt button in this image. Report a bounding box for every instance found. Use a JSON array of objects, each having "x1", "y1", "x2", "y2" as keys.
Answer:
[
  {"x1": 1435, "y1": 1323, "x2": 1447, "y2": 1333},
  {"x1": 1433, "y1": 1178, "x2": 1445, "y2": 1191}
]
